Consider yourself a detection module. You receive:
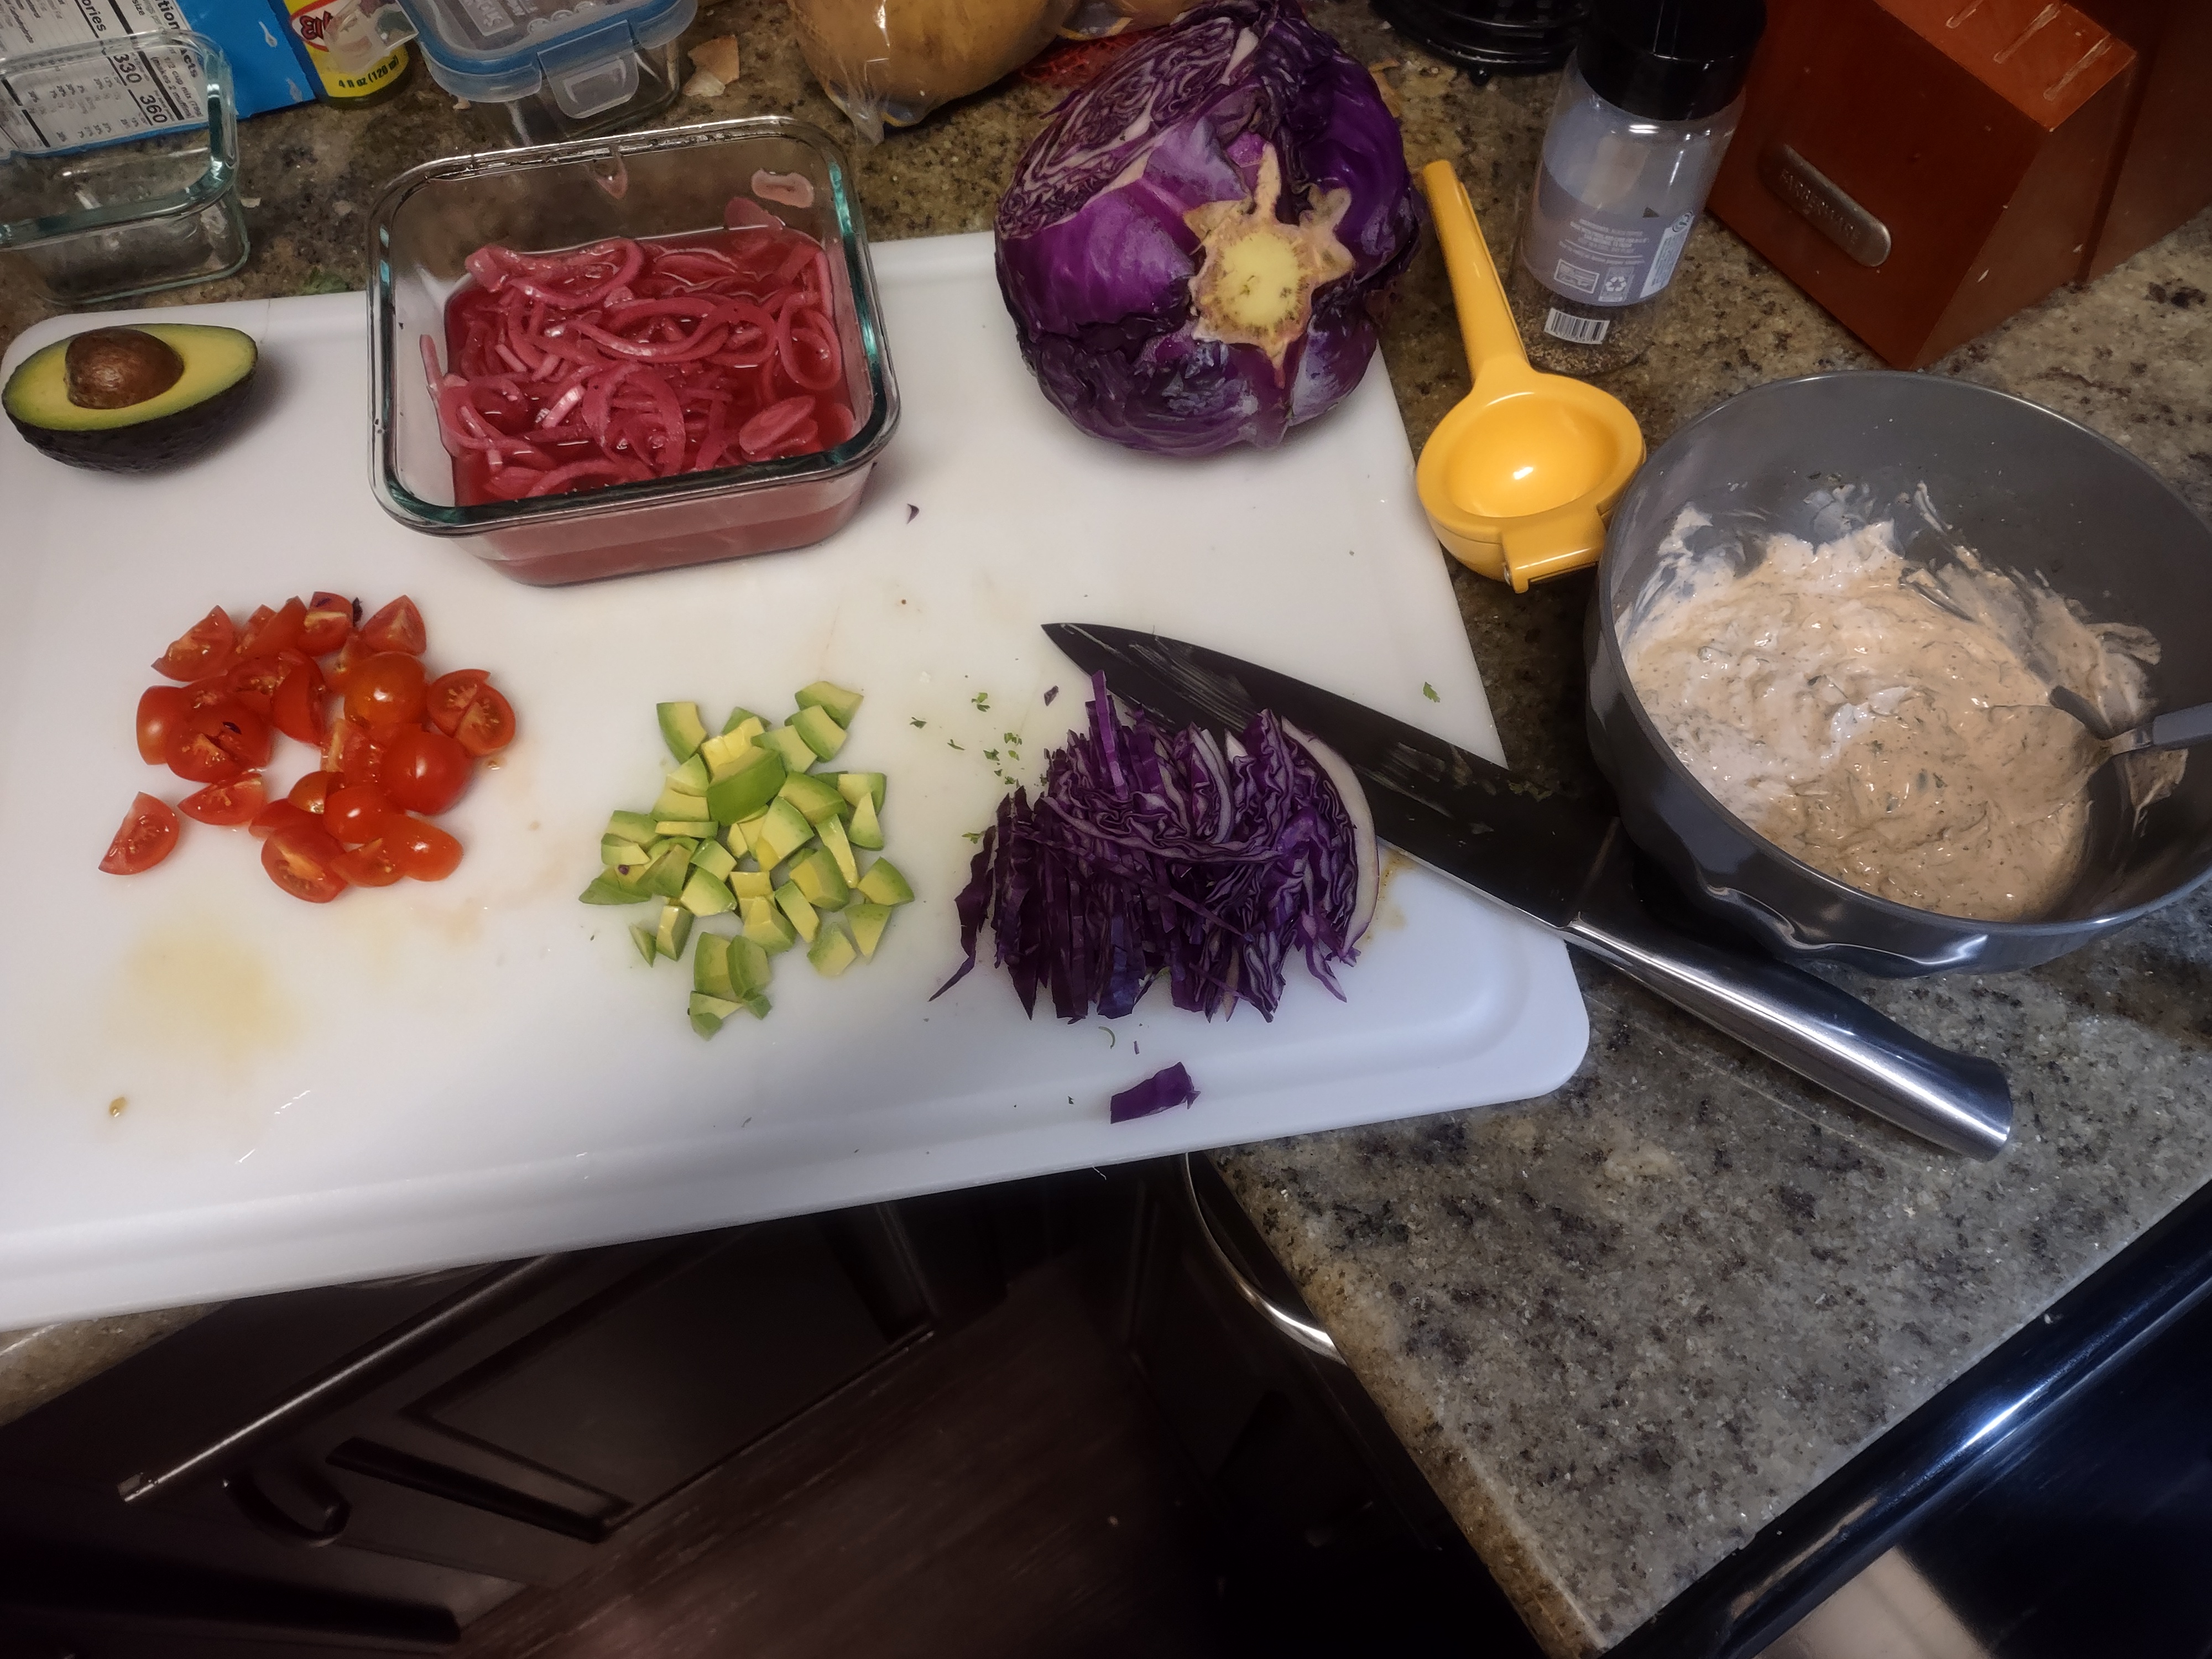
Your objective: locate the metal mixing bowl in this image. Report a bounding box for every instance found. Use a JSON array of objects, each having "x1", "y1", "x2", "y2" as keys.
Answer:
[{"x1": 1585, "y1": 372, "x2": 2212, "y2": 977}]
